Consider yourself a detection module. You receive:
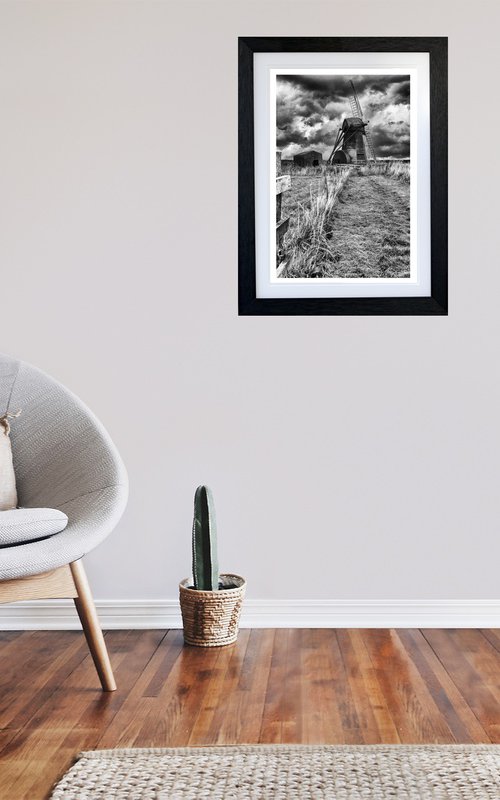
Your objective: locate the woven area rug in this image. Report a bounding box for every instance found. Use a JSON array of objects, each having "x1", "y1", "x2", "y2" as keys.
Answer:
[{"x1": 50, "y1": 744, "x2": 500, "y2": 799}]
